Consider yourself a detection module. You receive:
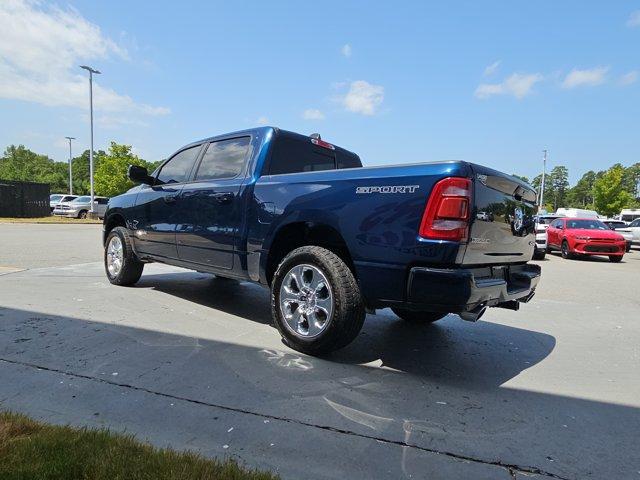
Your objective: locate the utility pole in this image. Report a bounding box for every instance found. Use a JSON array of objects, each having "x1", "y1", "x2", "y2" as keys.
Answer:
[
  {"x1": 64, "y1": 136, "x2": 75, "y2": 195},
  {"x1": 539, "y1": 149, "x2": 547, "y2": 213},
  {"x1": 80, "y1": 65, "x2": 101, "y2": 214}
]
